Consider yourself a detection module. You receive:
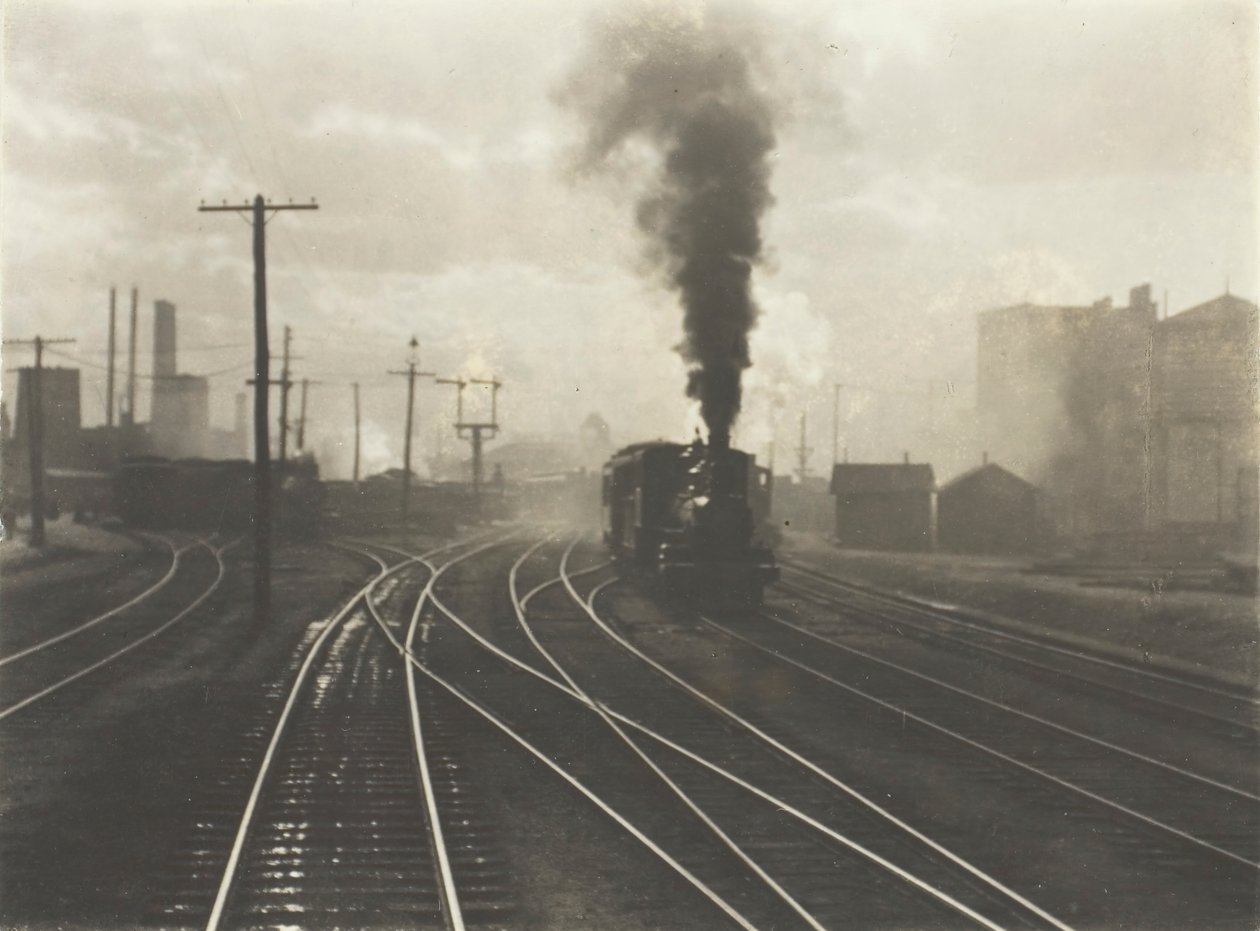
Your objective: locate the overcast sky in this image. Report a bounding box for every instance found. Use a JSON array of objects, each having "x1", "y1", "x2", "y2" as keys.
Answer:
[{"x1": 3, "y1": 0, "x2": 1256, "y2": 480}]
